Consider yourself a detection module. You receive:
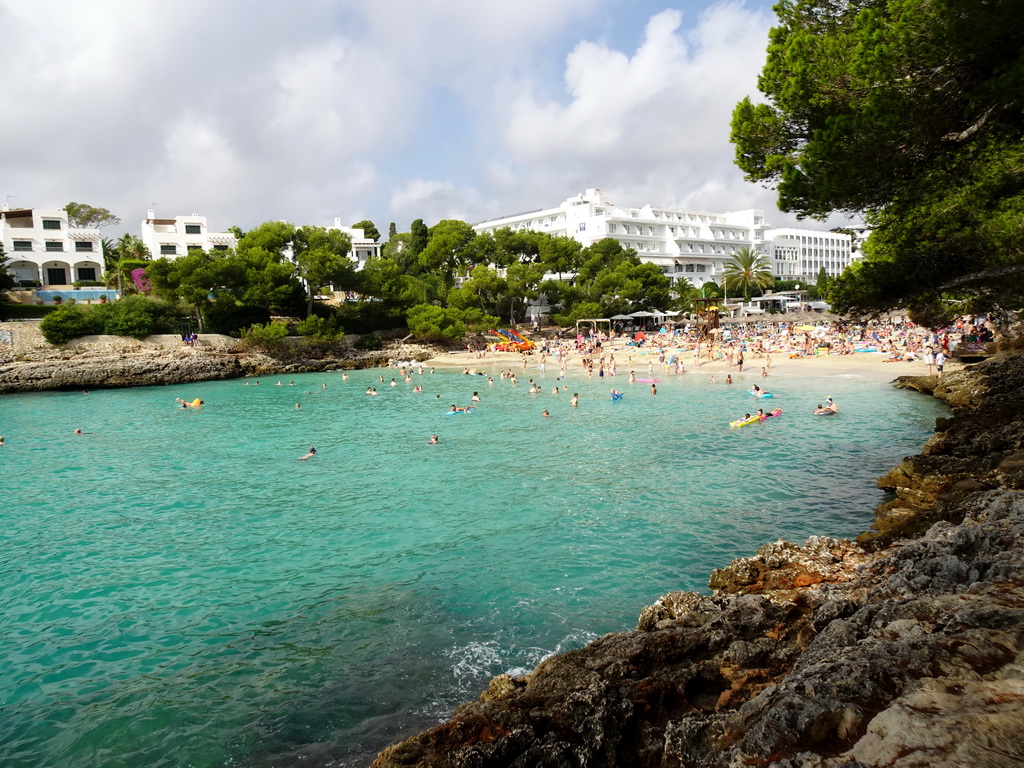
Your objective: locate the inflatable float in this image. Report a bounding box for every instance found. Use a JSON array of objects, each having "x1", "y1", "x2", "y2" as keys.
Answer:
[
  {"x1": 730, "y1": 408, "x2": 782, "y2": 427},
  {"x1": 445, "y1": 408, "x2": 475, "y2": 415},
  {"x1": 611, "y1": 392, "x2": 624, "y2": 401},
  {"x1": 635, "y1": 378, "x2": 659, "y2": 383},
  {"x1": 748, "y1": 389, "x2": 774, "y2": 398}
]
